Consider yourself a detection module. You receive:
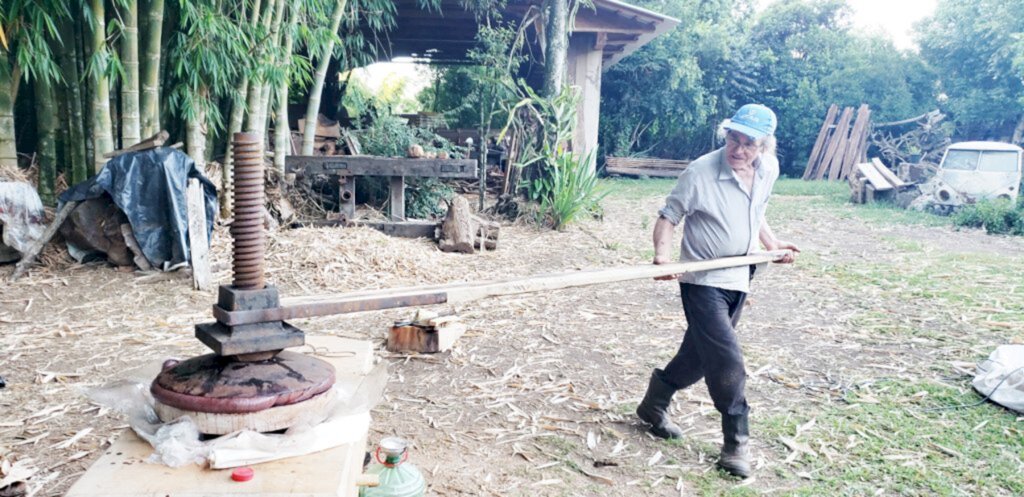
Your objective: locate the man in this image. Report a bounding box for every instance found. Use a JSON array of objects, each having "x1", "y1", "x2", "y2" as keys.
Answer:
[{"x1": 635, "y1": 104, "x2": 799, "y2": 478}]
